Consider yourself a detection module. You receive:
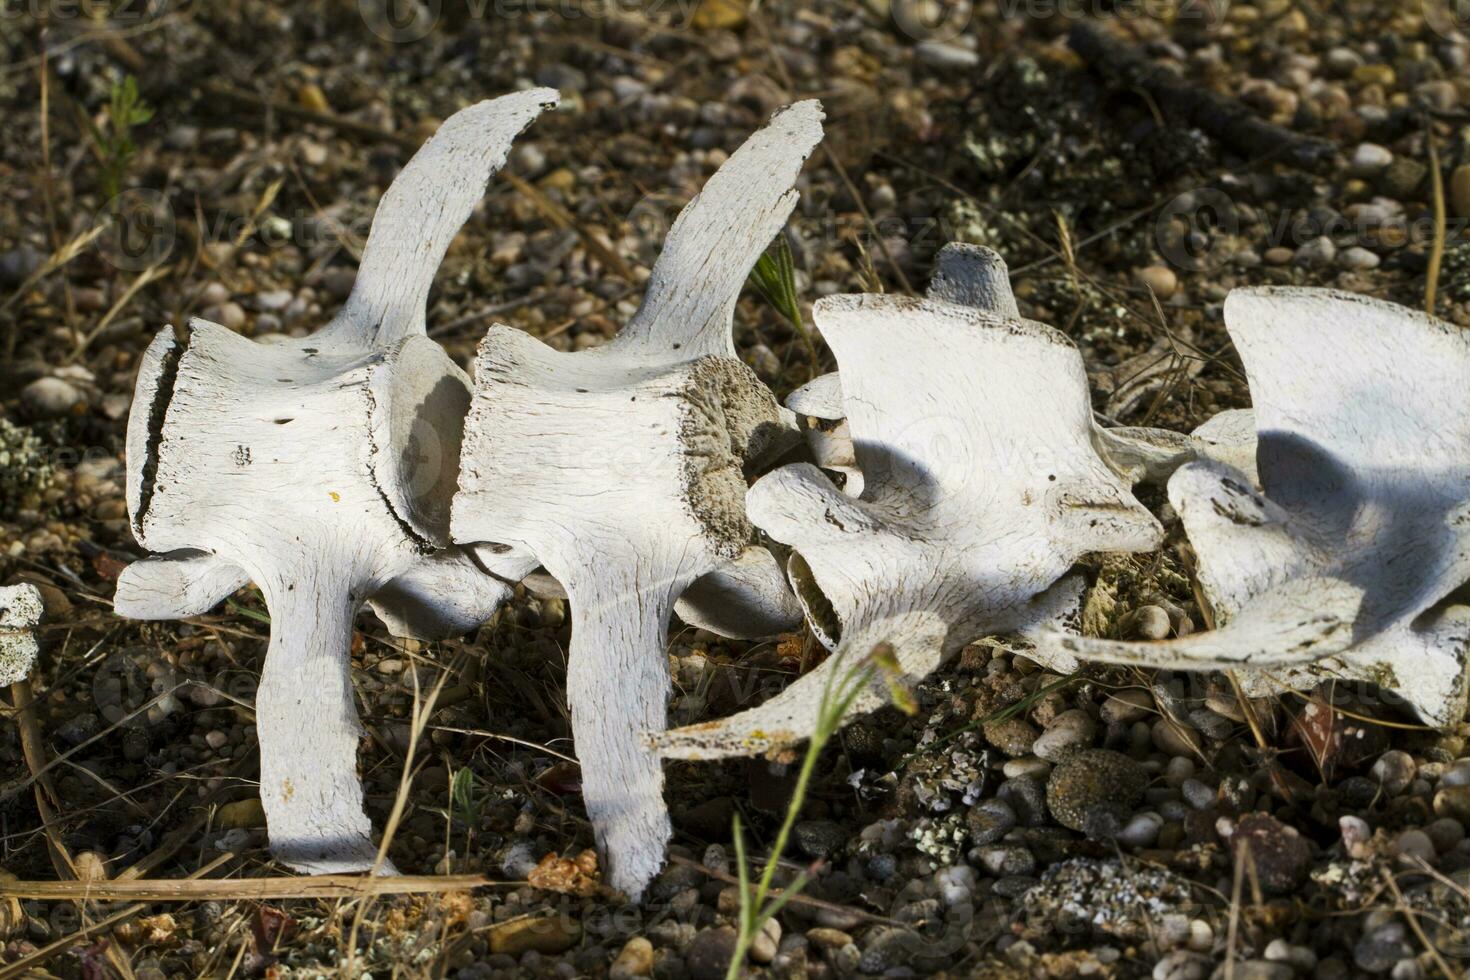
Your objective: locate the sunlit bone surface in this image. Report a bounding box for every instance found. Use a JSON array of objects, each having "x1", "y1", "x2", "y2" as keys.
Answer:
[
  {"x1": 115, "y1": 90, "x2": 559, "y2": 873},
  {"x1": 451, "y1": 100, "x2": 823, "y2": 898}
]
